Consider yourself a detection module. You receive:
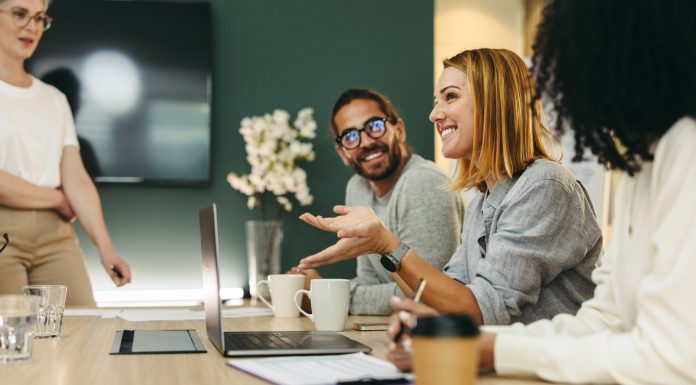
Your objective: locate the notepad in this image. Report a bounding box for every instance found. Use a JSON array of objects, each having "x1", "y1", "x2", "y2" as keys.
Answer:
[
  {"x1": 227, "y1": 352, "x2": 411, "y2": 385},
  {"x1": 110, "y1": 330, "x2": 207, "y2": 354}
]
